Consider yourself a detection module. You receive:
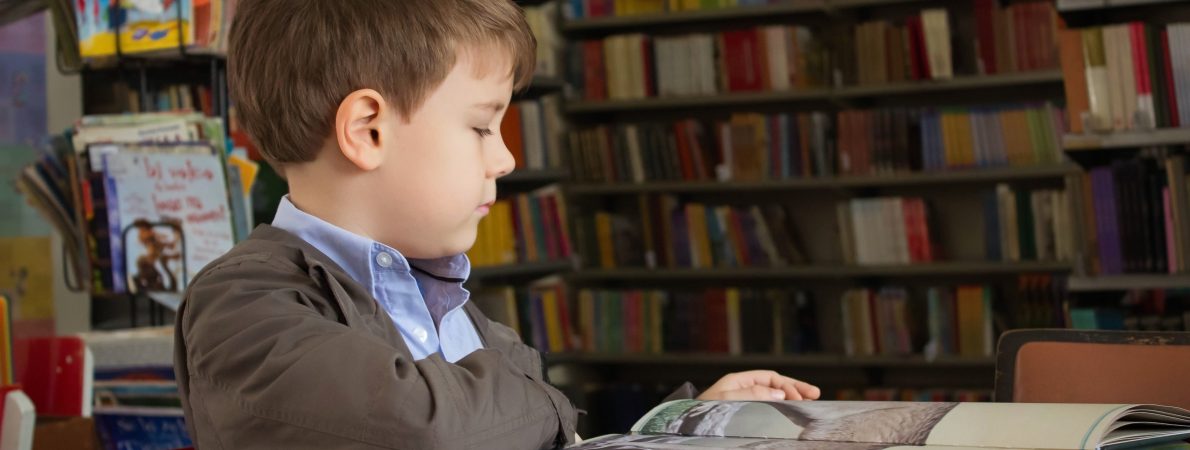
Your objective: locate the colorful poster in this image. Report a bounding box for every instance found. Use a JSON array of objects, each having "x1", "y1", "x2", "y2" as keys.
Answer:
[
  {"x1": 103, "y1": 152, "x2": 233, "y2": 293},
  {"x1": 0, "y1": 237, "x2": 55, "y2": 340},
  {"x1": 76, "y1": 0, "x2": 194, "y2": 58},
  {"x1": 0, "y1": 13, "x2": 47, "y2": 147}
]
